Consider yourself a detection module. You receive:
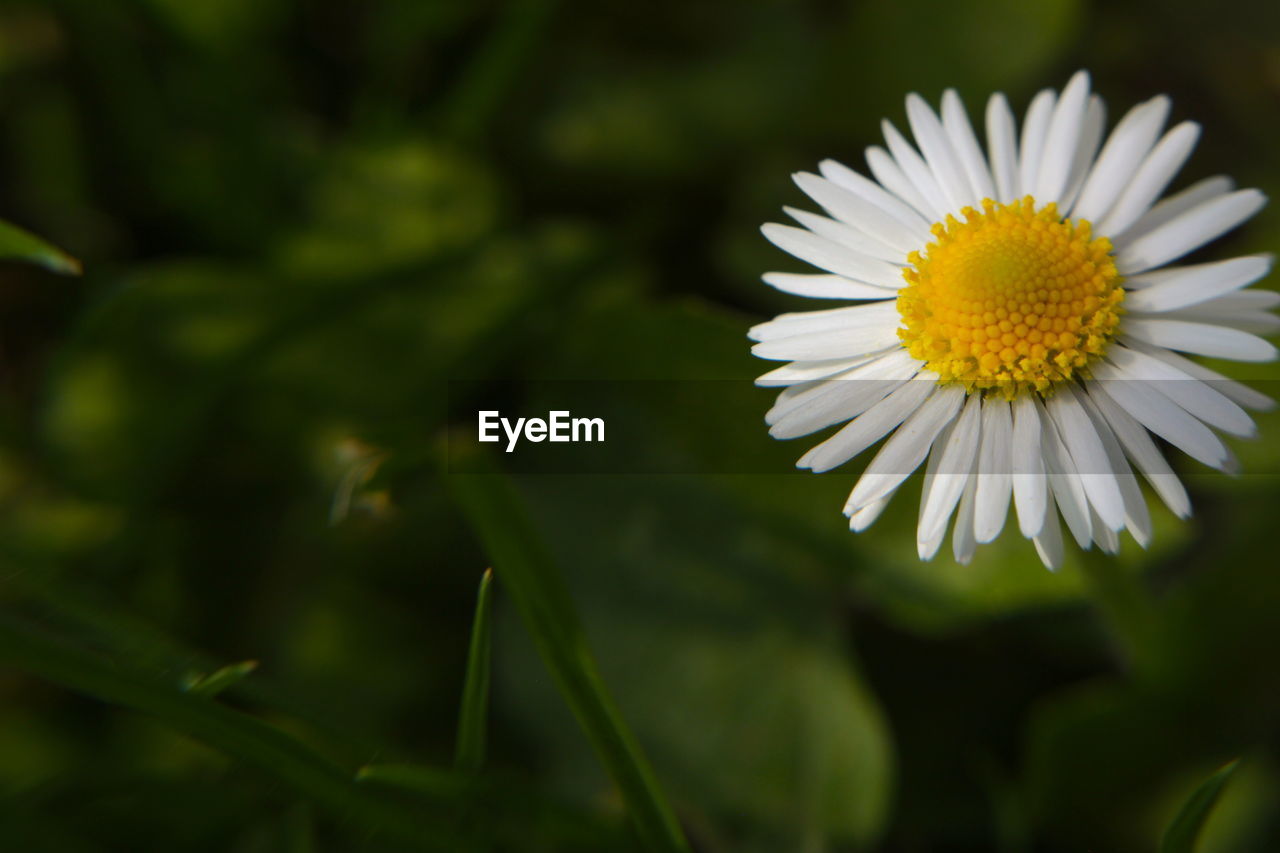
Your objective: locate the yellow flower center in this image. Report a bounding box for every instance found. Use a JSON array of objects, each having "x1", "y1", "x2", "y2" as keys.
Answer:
[{"x1": 896, "y1": 197, "x2": 1124, "y2": 398}]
